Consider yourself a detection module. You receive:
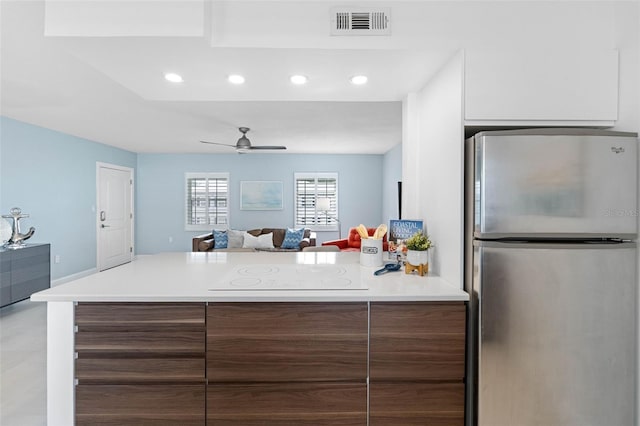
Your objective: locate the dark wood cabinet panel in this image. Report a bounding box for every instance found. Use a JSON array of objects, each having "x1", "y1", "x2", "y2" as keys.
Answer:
[
  {"x1": 75, "y1": 302, "x2": 205, "y2": 356},
  {"x1": 76, "y1": 357, "x2": 205, "y2": 384},
  {"x1": 370, "y1": 413, "x2": 463, "y2": 426},
  {"x1": 73, "y1": 301, "x2": 466, "y2": 423},
  {"x1": 370, "y1": 302, "x2": 466, "y2": 381},
  {"x1": 0, "y1": 244, "x2": 50, "y2": 308},
  {"x1": 370, "y1": 302, "x2": 465, "y2": 334},
  {"x1": 75, "y1": 302, "x2": 205, "y2": 324},
  {"x1": 208, "y1": 334, "x2": 367, "y2": 382},
  {"x1": 207, "y1": 382, "x2": 367, "y2": 425},
  {"x1": 76, "y1": 384, "x2": 205, "y2": 426},
  {"x1": 207, "y1": 302, "x2": 368, "y2": 424},
  {"x1": 369, "y1": 382, "x2": 464, "y2": 425},
  {"x1": 208, "y1": 302, "x2": 367, "y2": 334},
  {"x1": 76, "y1": 329, "x2": 205, "y2": 354},
  {"x1": 75, "y1": 303, "x2": 206, "y2": 424},
  {"x1": 207, "y1": 302, "x2": 368, "y2": 382},
  {"x1": 369, "y1": 302, "x2": 466, "y2": 425},
  {"x1": 207, "y1": 419, "x2": 363, "y2": 426},
  {"x1": 369, "y1": 334, "x2": 465, "y2": 380}
]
